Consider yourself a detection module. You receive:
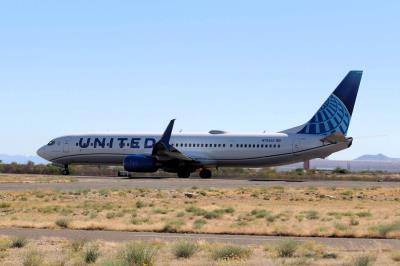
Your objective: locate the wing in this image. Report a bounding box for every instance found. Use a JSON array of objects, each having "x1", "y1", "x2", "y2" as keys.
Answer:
[{"x1": 152, "y1": 119, "x2": 195, "y2": 162}]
